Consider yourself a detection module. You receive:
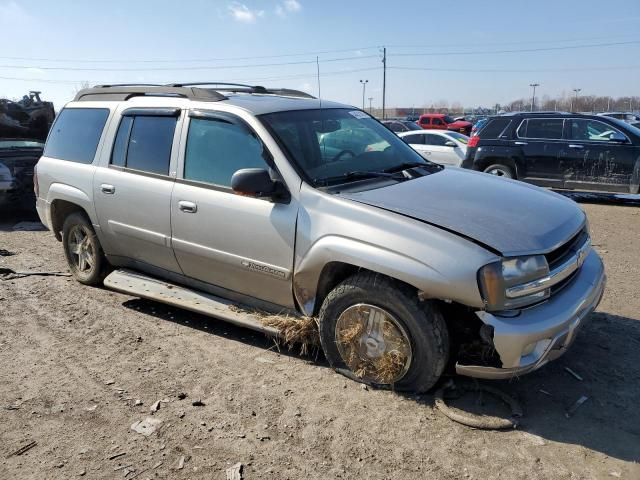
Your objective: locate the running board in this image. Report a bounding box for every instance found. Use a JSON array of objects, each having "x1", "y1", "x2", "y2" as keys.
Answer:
[{"x1": 103, "y1": 269, "x2": 280, "y2": 337}]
